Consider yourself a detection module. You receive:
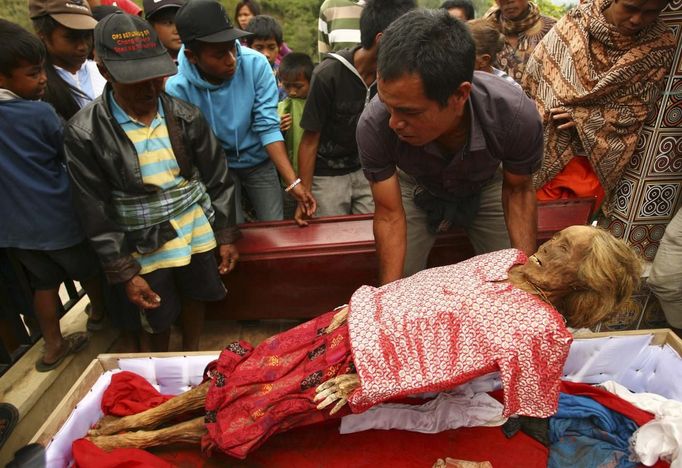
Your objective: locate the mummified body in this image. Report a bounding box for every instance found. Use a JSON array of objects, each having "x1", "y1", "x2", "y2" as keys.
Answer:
[{"x1": 88, "y1": 226, "x2": 641, "y2": 459}]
